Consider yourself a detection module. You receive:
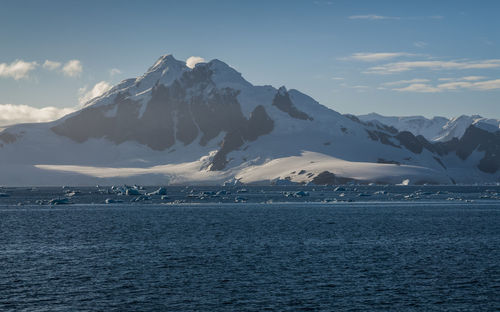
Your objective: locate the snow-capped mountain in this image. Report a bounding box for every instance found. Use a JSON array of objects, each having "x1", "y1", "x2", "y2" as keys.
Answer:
[
  {"x1": 0, "y1": 54, "x2": 499, "y2": 186},
  {"x1": 358, "y1": 113, "x2": 500, "y2": 142}
]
